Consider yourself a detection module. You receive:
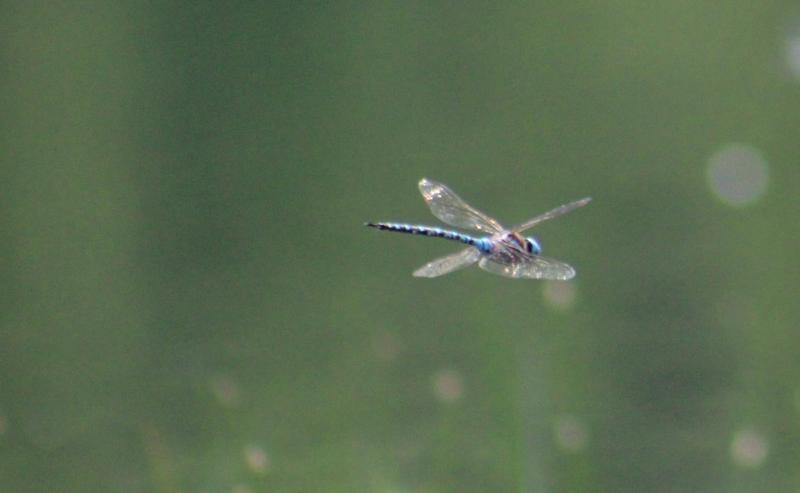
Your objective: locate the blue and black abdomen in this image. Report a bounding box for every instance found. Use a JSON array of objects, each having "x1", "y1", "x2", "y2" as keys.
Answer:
[{"x1": 365, "y1": 222, "x2": 491, "y2": 252}]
